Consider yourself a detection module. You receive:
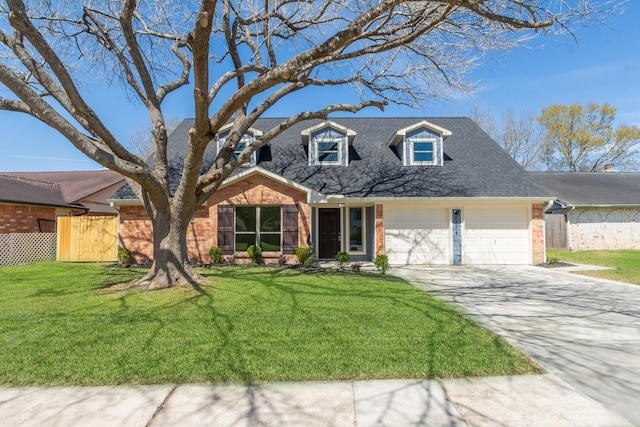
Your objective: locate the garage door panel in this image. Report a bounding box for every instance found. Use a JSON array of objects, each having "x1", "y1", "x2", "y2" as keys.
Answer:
[
  {"x1": 465, "y1": 208, "x2": 529, "y2": 264},
  {"x1": 385, "y1": 205, "x2": 449, "y2": 265}
]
